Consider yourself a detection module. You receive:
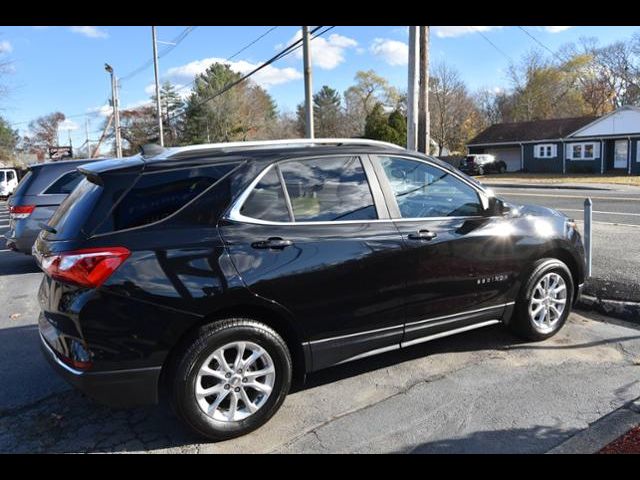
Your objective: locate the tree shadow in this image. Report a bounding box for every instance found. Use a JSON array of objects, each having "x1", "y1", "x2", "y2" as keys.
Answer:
[{"x1": 399, "y1": 424, "x2": 583, "y2": 454}]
